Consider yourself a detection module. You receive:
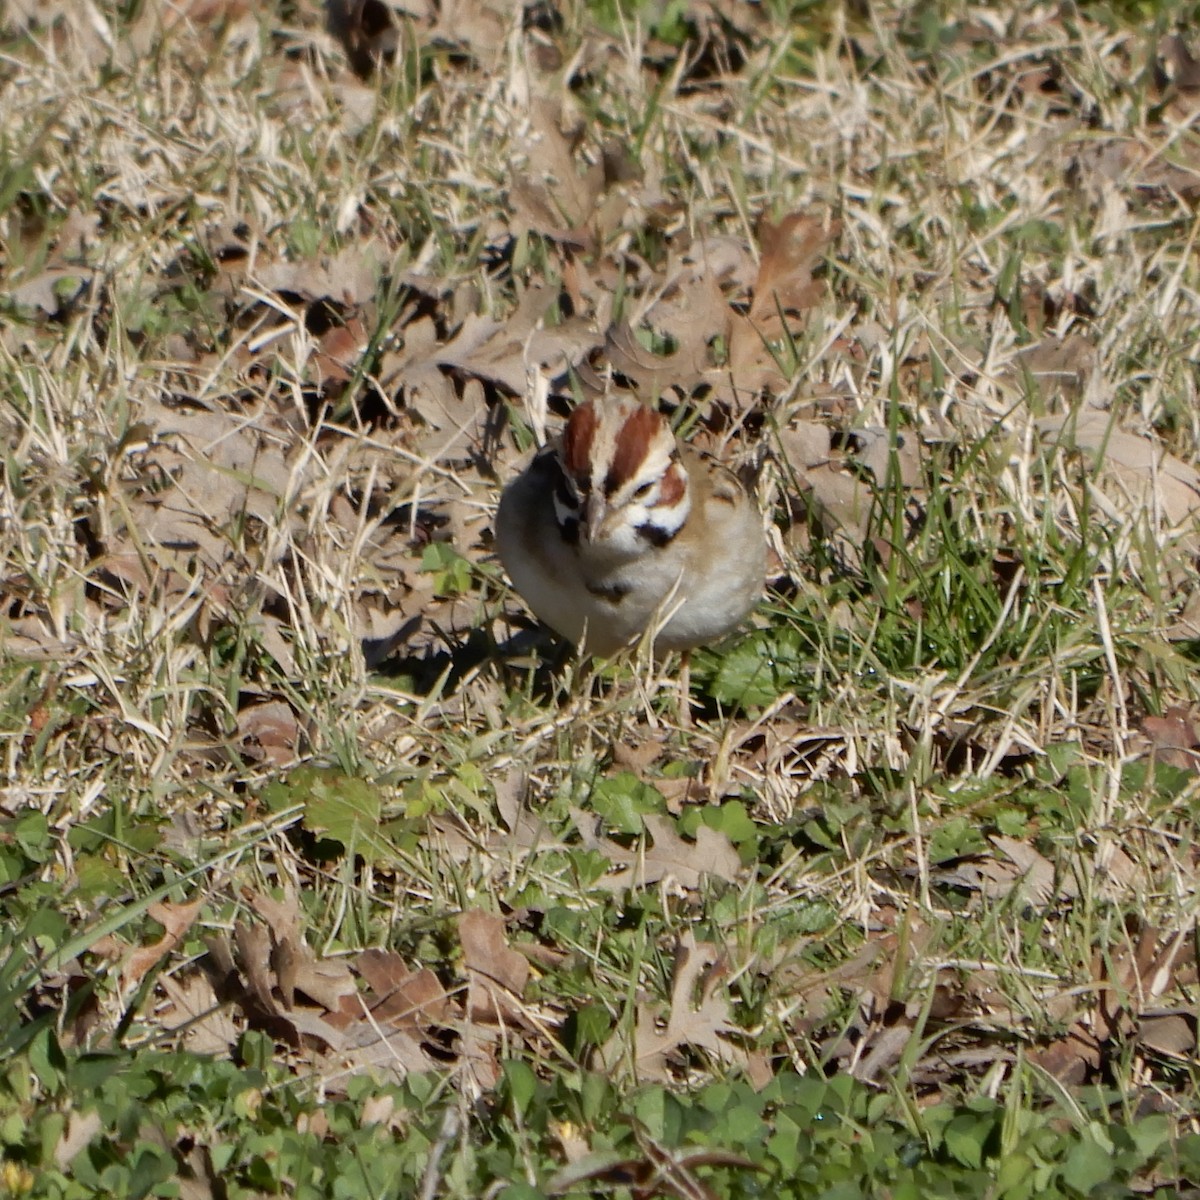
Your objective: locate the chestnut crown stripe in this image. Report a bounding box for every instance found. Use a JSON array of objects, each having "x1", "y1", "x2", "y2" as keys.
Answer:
[
  {"x1": 561, "y1": 401, "x2": 598, "y2": 485},
  {"x1": 606, "y1": 404, "x2": 663, "y2": 495}
]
